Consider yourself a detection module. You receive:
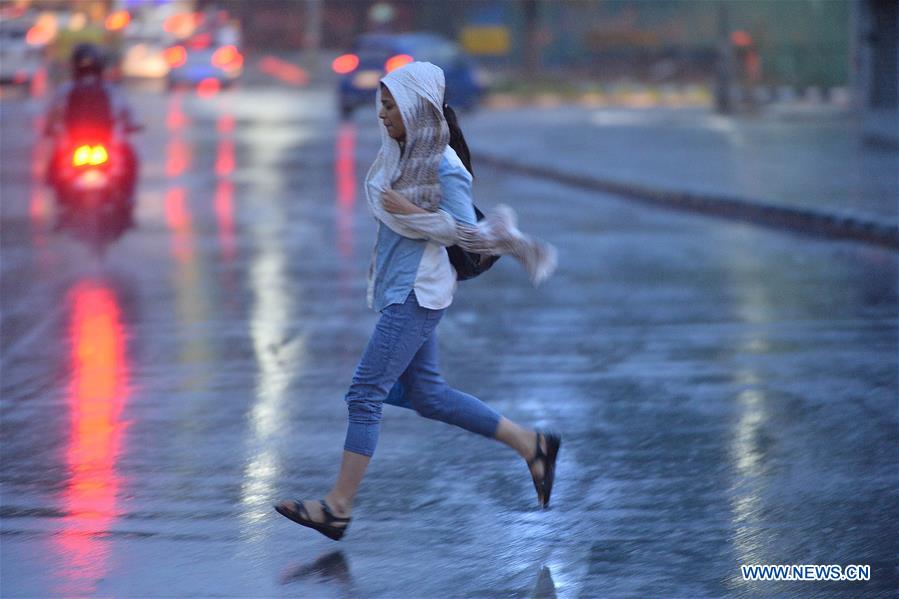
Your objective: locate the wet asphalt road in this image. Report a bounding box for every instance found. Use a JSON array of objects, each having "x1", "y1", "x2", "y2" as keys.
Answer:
[{"x1": 1, "y1": 77, "x2": 897, "y2": 598}]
